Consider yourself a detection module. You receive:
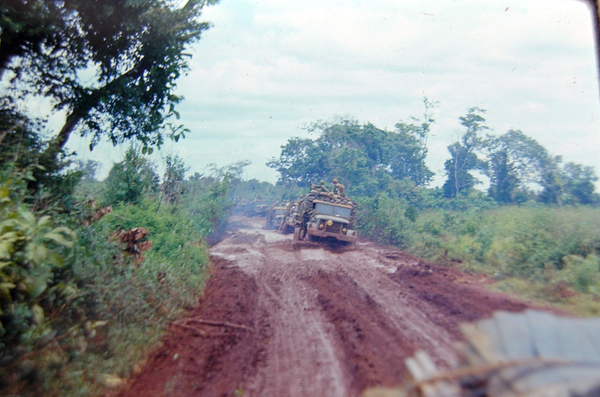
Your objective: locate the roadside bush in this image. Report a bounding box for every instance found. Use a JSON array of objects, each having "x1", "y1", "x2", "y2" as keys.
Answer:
[
  {"x1": 358, "y1": 193, "x2": 412, "y2": 247},
  {"x1": 103, "y1": 147, "x2": 159, "y2": 207},
  {"x1": 101, "y1": 199, "x2": 210, "y2": 311},
  {"x1": 0, "y1": 166, "x2": 77, "y2": 351},
  {"x1": 404, "y1": 206, "x2": 600, "y2": 277},
  {"x1": 555, "y1": 254, "x2": 600, "y2": 295},
  {"x1": 182, "y1": 176, "x2": 233, "y2": 241}
]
